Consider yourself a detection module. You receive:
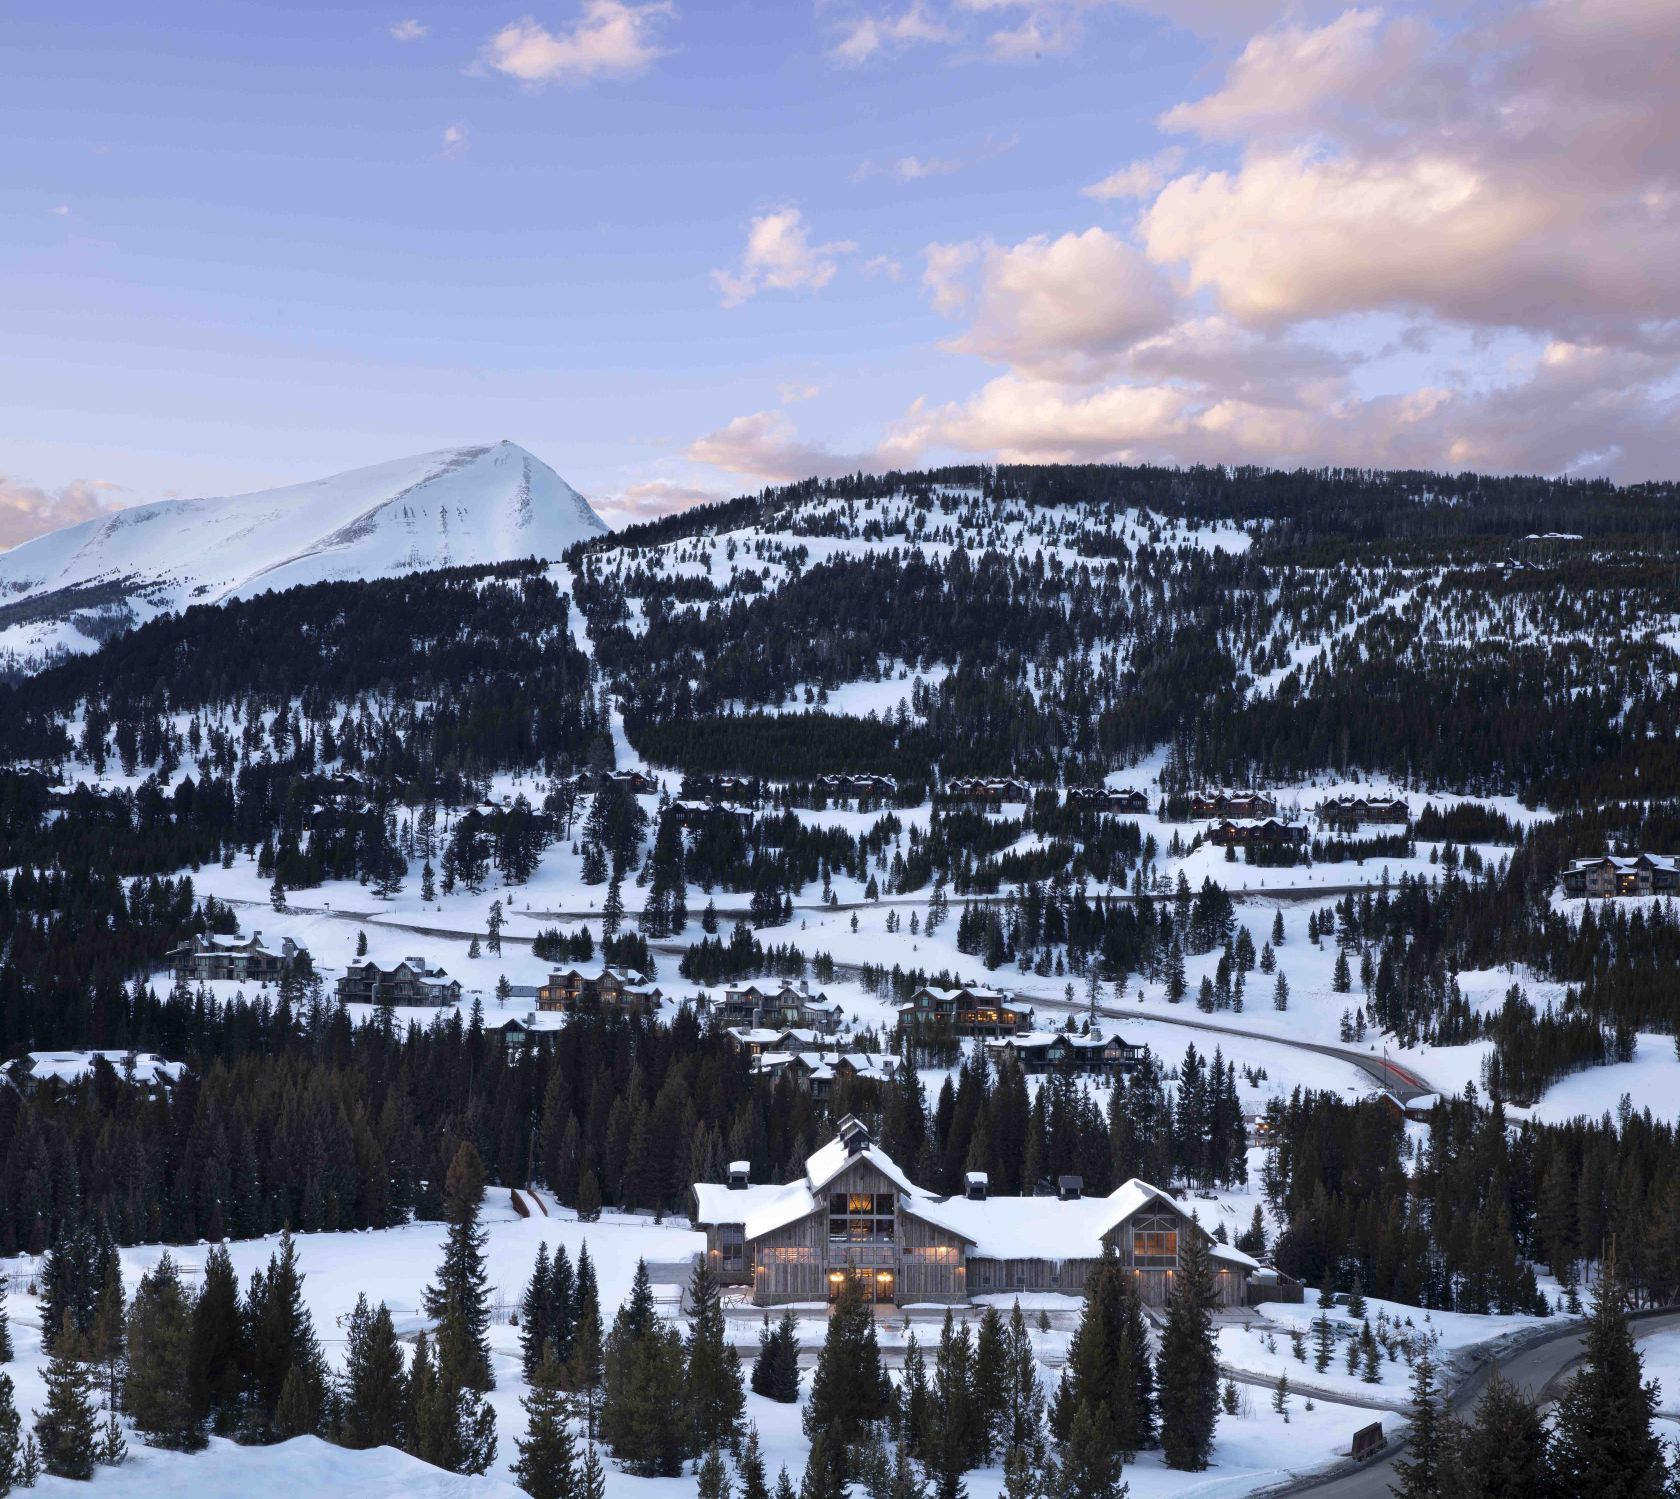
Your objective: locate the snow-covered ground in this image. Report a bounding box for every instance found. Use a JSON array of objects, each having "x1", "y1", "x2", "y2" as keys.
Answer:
[{"x1": 1, "y1": 1196, "x2": 1511, "y2": 1499}]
